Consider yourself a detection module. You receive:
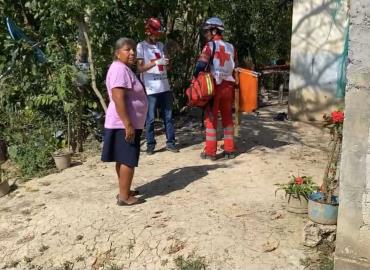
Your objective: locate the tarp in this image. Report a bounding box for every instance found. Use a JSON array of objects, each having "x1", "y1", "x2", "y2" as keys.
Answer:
[{"x1": 5, "y1": 17, "x2": 47, "y2": 64}]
